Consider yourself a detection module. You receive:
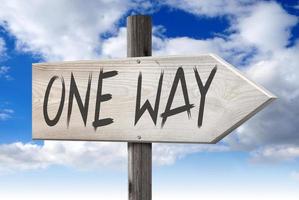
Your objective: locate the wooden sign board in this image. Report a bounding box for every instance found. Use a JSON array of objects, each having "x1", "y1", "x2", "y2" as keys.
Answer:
[{"x1": 32, "y1": 54, "x2": 275, "y2": 143}]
